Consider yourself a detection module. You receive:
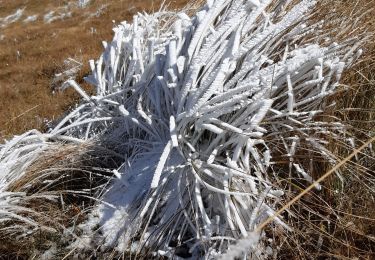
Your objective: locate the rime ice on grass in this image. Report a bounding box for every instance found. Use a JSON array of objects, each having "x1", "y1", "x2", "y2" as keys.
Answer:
[{"x1": 0, "y1": 0, "x2": 363, "y2": 258}]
